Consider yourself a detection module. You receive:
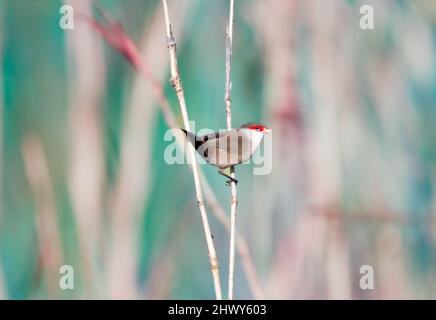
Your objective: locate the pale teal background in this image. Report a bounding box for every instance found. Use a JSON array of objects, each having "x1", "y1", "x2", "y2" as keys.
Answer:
[{"x1": 1, "y1": 0, "x2": 436, "y2": 299}]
